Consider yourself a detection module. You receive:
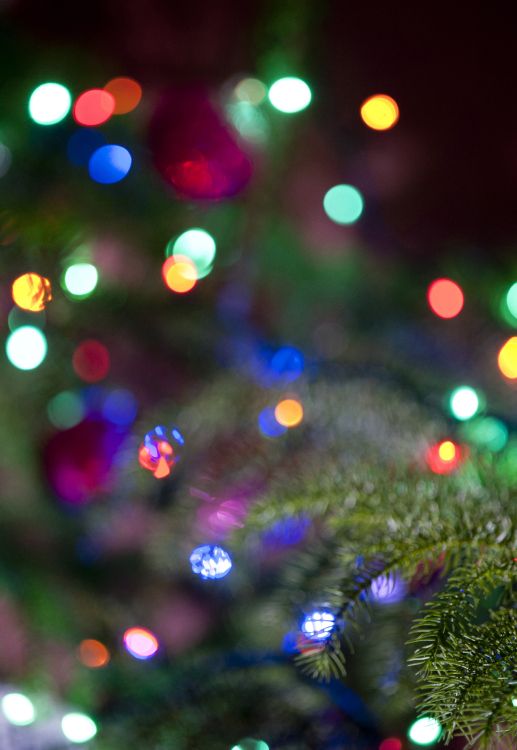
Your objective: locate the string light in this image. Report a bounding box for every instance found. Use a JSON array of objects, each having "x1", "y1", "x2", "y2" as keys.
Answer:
[
  {"x1": 407, "y1": 717, "x2": 442, "y2": 746},
  {"x1": 12, "y1": 272, "x2": 52, "y2": 312},
  {"x1": 1, "y1": 693, "x2": 36, "y2": 726},
  {"x1": 73, "y1": 89, "x2": 115, "y2": 126},
  {"x1": 78, "y1": 639, "x2": 110, "y2": 668},
  {"x1": 274, "y1": 398, "x2": 304, "y2": 428},
  {"x1": 190, "y1": 544, "x2": 232, "y2": 580},
  {"x1": 6, "y1": 326, "x2": 47, "y2": 370},
  {"x1": 89, "y1": 144, "x2": 132, "y2": 184},
  {"x1": 301, "y1": 609, "x2": 335, "y2": 641},
  {"x1": 323, "y1": 184, "x2": 364, "y2": 225},
  {"x1": 449, "y1": 385, "x2": 481, "y2": 421},
  {"x1": 162, "y1": 255, "x2": 198, "y2": 293},
  {"x1": 62, "y1": 262, "x2": 99, "y2": 298},
  {"x1": 28, "y1": 82, "x2": 71, "y2": 125},
  {"x1": 123, "y1": 627, "x2": 159, "y2": 660},
  {"x1": 427, "y1": 278, "x2": 464, "y2": 318},
  {"x1": 104, "y1": 77, "x2": 142, "y2": 114},
  {"x1": 497, "y1": 336, "x2": 517, "y2": 379},
  {"x1": 167, "y1": 228, "x2": 216, "y2": 279},
  {"x1": 268, "y1": 76, "x2": 312, "y2": 113},
  {"x1": 360, "y1": 94, "x2": 399, "y2": 130},
  {"x1": 61, "y1": 712, "x2": 98, "y2": 743}
]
